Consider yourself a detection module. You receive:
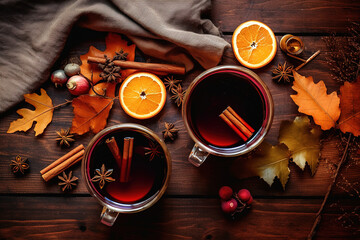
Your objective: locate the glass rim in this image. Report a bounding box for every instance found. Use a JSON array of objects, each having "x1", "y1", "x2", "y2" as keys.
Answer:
[{"x1": 182, "y1": 65, "x2": 274, "y2": 157}]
